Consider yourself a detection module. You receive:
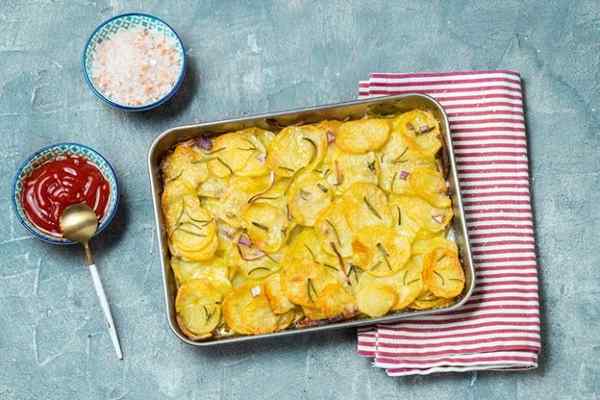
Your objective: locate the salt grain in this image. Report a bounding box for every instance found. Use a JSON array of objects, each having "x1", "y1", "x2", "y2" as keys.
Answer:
[{"x1": 90, "y1": 27, "x2": 182, "y2": 107}]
